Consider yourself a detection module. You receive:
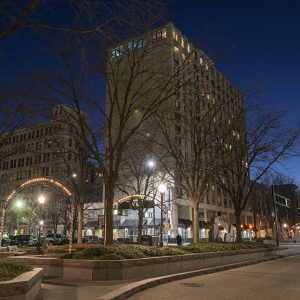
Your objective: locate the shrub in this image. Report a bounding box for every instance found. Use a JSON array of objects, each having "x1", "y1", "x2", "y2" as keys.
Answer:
[
  {"x1": 0, "y1": 259, "x2": 32, "y2": 281},
  {"x1": 100, "y1": 253, "x2": 125, "y2": 260},
  {"x1": 60, "y1": 242, "x2": 272, "y2": 260}
]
